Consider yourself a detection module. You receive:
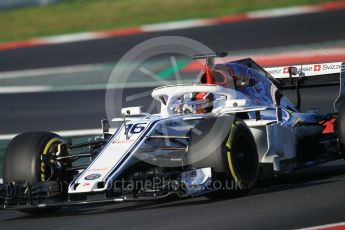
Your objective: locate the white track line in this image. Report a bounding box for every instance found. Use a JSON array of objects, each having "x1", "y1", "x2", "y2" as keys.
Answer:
[
  {"x1": 0, "y1": 86, "x2": 52, "y2": 93},
  {"x1": 0, "y1": 128, "x2": 102, "y2": 140},
  {"x1": 0, "y1": 128, "x2": 120, "y2": 140},
  {"x1": 40, "y1": 32, "x2": 104, "y2": 44},
  {"x1": 0, "y1": 64, "x2": 105, "y2": 80},
  {"x1": 141, "y1": 19, "x2": 214, "y2": 32}
]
